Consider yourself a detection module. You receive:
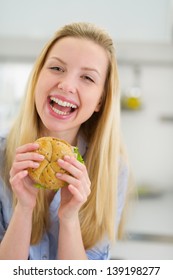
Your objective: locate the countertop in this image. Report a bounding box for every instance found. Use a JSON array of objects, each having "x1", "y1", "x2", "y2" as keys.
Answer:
[{"x1": 110, "y1": 189, "x2": 173, "y2": 259}]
